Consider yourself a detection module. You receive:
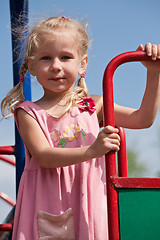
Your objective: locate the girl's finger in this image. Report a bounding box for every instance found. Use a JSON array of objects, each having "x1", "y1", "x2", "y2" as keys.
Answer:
[
  {"x1": 103, "y1": 126, "x2": 119, "y2": 134},
  {"x1": 157, "y1": 44, "x2": 160, "y2": 59},
  {"x1": 145, "y1": 42, "x2": 152, "y2": 56},
  {"x1": 136, "y1": 44, "x2": 143, "y2": 51},
  {"x1": 151, "y1": 44, "x2": 157, "y2": 60},
  {"x1": 109, "y1": 142, "x2": 120, "y2": 152},
  {"x1": 110, "y1": 138, "x2": 120, "y2": 147},
  {"x1": 108, "y1": 133, "x2": 120, "y2": 141}
]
